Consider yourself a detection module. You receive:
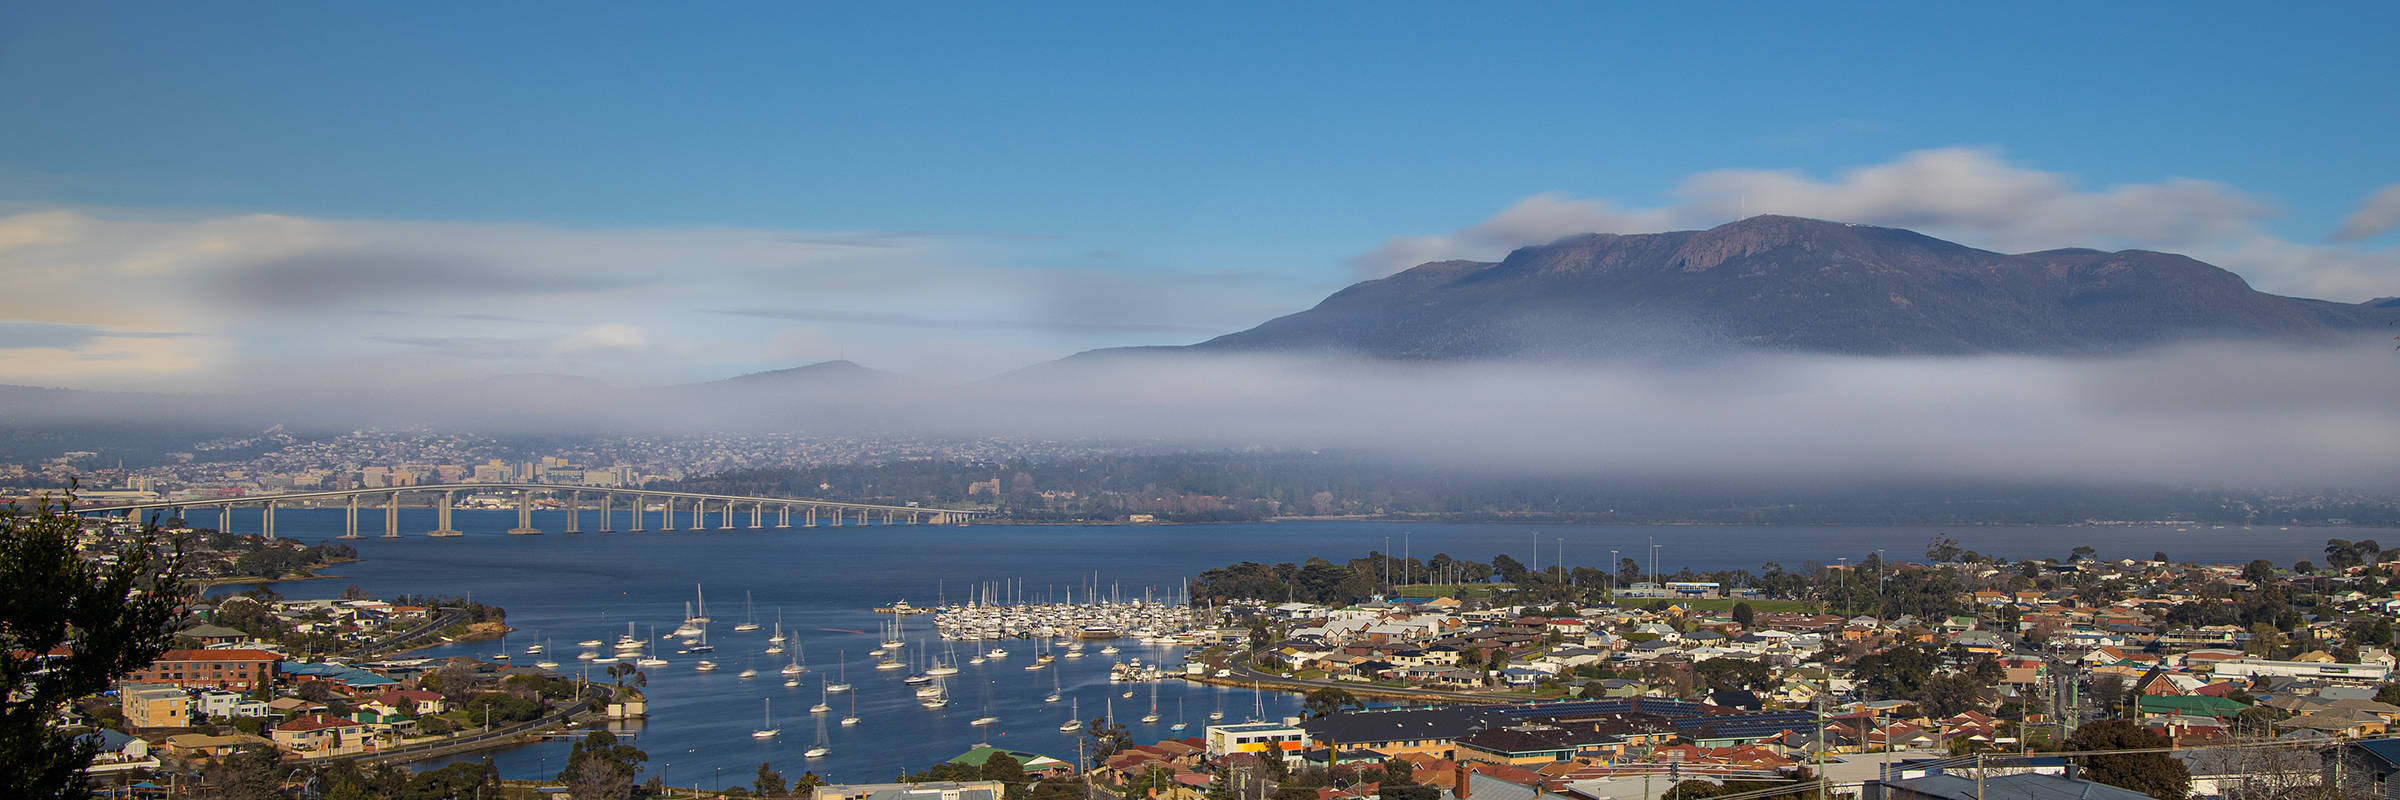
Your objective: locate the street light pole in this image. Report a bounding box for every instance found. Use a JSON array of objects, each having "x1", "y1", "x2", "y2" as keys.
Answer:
[
  {"x1": 1837, "y1": 558, "x2": 1848, "y2": 616},
  {"x1": 1876, "y1": 548, "x2": 1888, "y2": 623}
]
